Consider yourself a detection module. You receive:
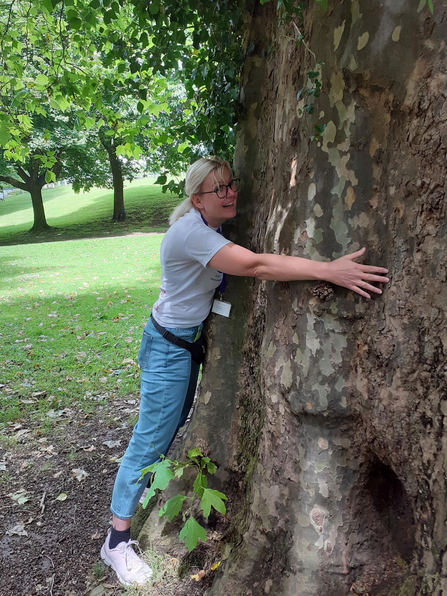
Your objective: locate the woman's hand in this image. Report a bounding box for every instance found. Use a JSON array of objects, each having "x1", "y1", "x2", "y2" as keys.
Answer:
[{"x1": 324, "y1": 247, "x2": 389, "y2": 299}]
